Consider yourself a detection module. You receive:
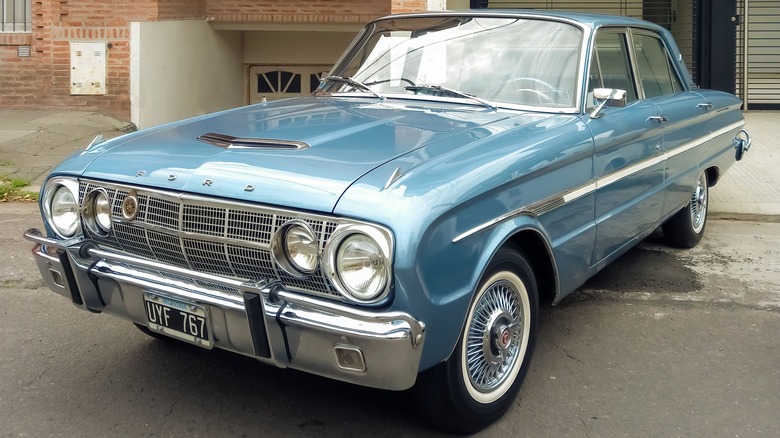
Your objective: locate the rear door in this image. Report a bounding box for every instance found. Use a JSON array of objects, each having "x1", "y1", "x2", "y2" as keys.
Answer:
[{"x1": 628, "y1": 29, "x2": 709, "y2": 216}]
